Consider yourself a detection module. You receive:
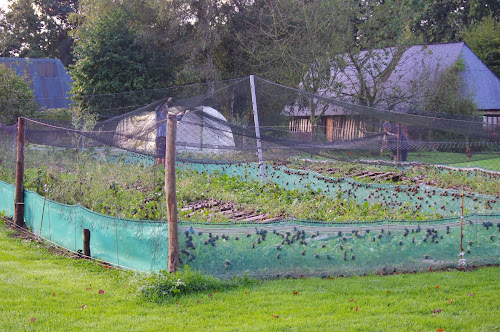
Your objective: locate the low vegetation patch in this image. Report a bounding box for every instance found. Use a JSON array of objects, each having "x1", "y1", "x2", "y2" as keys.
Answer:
[
  {"x1": 3, "y1": 148, "x2": 497, "y2": 222},
  {"x1": 139, "y1": 267, "x2": 259, "y2": 304}
]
